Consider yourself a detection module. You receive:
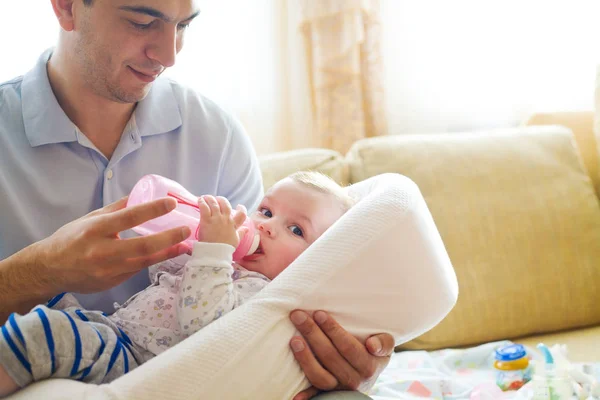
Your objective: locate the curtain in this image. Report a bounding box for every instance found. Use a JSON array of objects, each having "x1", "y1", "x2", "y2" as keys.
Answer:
[{"x1": 298, "y1": 0, "x2": 387, "y2": 153}]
